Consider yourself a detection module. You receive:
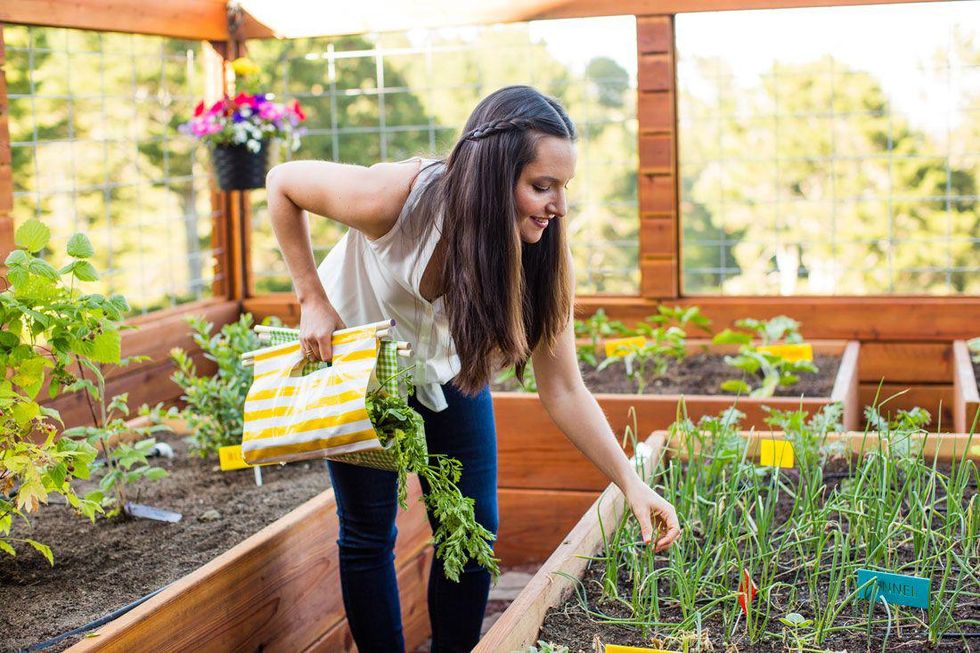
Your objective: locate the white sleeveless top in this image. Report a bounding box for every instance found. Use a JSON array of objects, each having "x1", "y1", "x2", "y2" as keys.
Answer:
[{"x1": 316, "y1": 160, "x2": 460, "y2": 412}]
